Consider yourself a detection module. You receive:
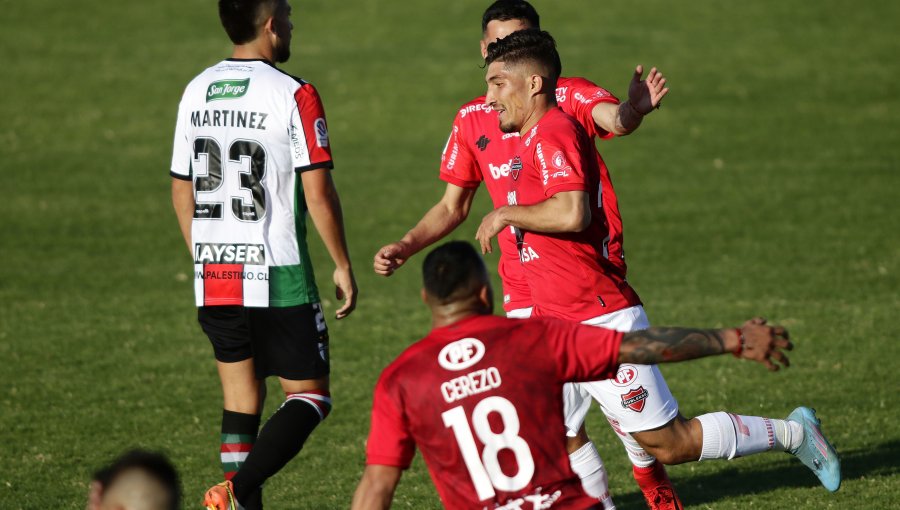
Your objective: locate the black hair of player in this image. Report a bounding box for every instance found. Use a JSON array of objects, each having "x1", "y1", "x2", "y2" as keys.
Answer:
[
  {"x1": 482, "y1": 0, "x2": 541, "y2": 33},
  {"x1": 92, "y1": 449, "x2": 181, "y2": 510},
  {"x1": 219, "y1": 0, "x2": 280, "y2": 44},
  {"x1": 484, "y1": 28, "x2": 561, "y2": 82},
  {"x1": 422, "y1": 241, "x2": 489, "y2": 304}
]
